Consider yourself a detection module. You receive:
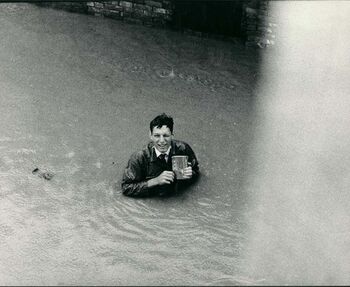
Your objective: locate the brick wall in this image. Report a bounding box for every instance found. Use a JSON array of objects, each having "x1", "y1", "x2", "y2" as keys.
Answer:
[{"x1": 86, "y1": 0, "x2": 173, "y2": 27}]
